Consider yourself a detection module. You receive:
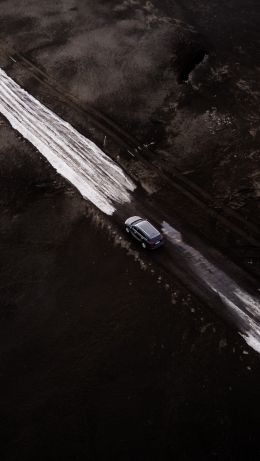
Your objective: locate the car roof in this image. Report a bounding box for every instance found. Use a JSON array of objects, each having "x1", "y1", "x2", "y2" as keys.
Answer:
[{"x1": 134, "y1": 220, "x2": 160, "y2": 238}]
